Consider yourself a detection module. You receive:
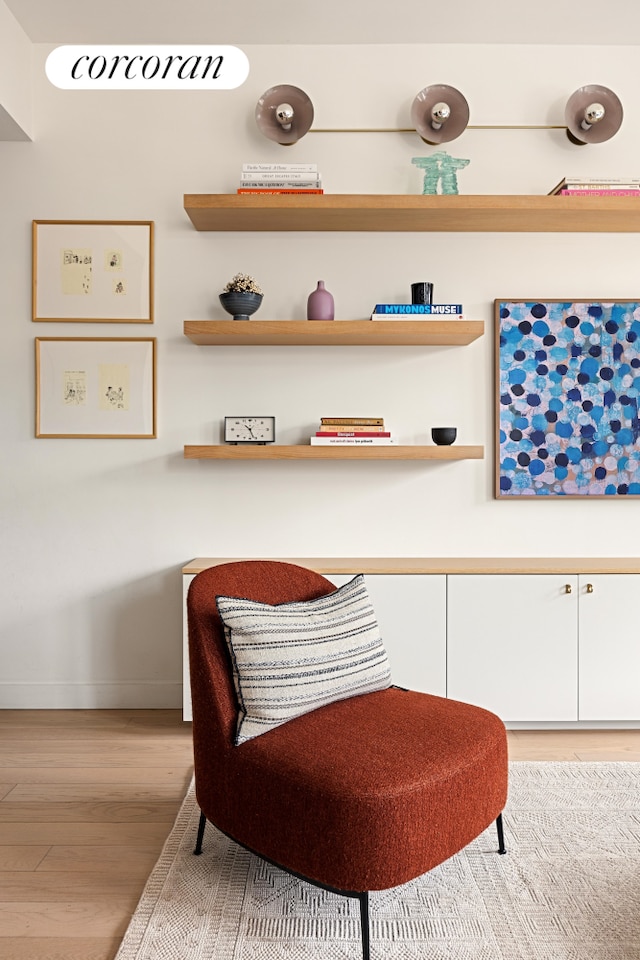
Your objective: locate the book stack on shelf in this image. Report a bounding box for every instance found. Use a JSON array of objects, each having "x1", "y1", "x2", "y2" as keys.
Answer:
[
  {"x1": 237, "y1": 163, "x2": 323, "y2": 195},
  {"x1": 370, "y1": 303, "x2": 464, "y2": 320},
  {"x1": 548, "y1": 176, "x2": 640, "y2": 196},
  {"x1": 310, "y1": 417, "x2": 394, "y2": 445}
]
